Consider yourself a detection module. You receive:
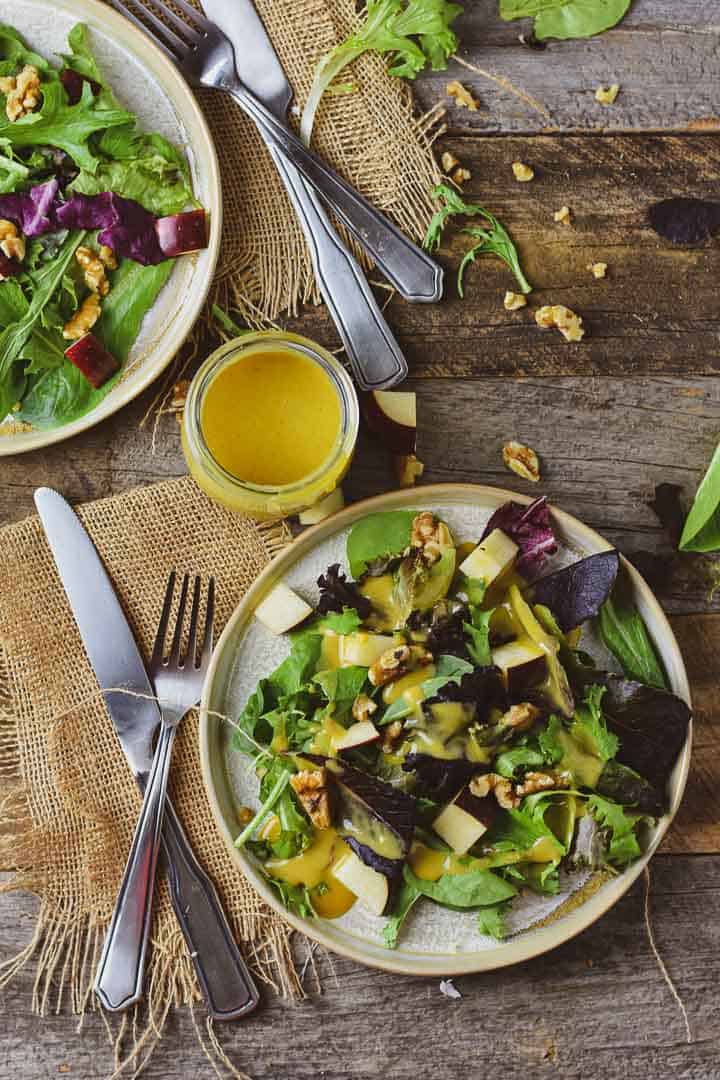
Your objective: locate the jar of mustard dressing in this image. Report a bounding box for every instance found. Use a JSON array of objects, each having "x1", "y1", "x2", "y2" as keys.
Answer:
[{"x1": 182, "y1": 331, "x2": 359, "y2": 519}]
